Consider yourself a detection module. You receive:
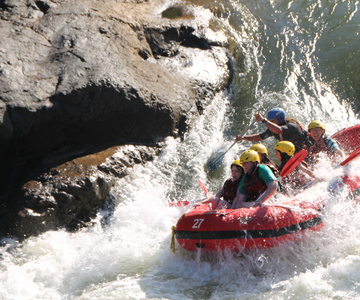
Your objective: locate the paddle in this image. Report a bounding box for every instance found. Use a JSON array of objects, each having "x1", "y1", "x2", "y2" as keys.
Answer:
[
  {"x1": 198, "y1": 178, "x2": 209, "y2": 197},
  {"x1": 277, "y1": 149, "x2": 309, "y2": 180},
  {"x1": 208, "y1": 118, "x2": 256, "y2": 172},
  {"x1": 334, "y1": 147, "x2": 360, "y2": 169},
  {"x1": 208, "y1": 142, "x2": 236, "y2": 172}
]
